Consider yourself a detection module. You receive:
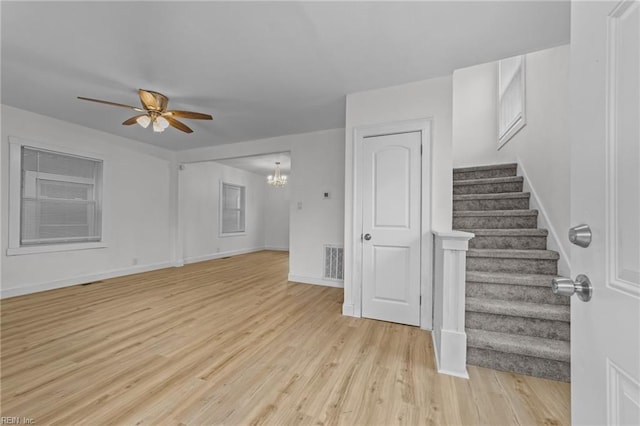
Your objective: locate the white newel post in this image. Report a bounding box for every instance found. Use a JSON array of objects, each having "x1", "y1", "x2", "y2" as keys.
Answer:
[{"x1": 432, "y1": 230, "x2": 474, "y2": 378}]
